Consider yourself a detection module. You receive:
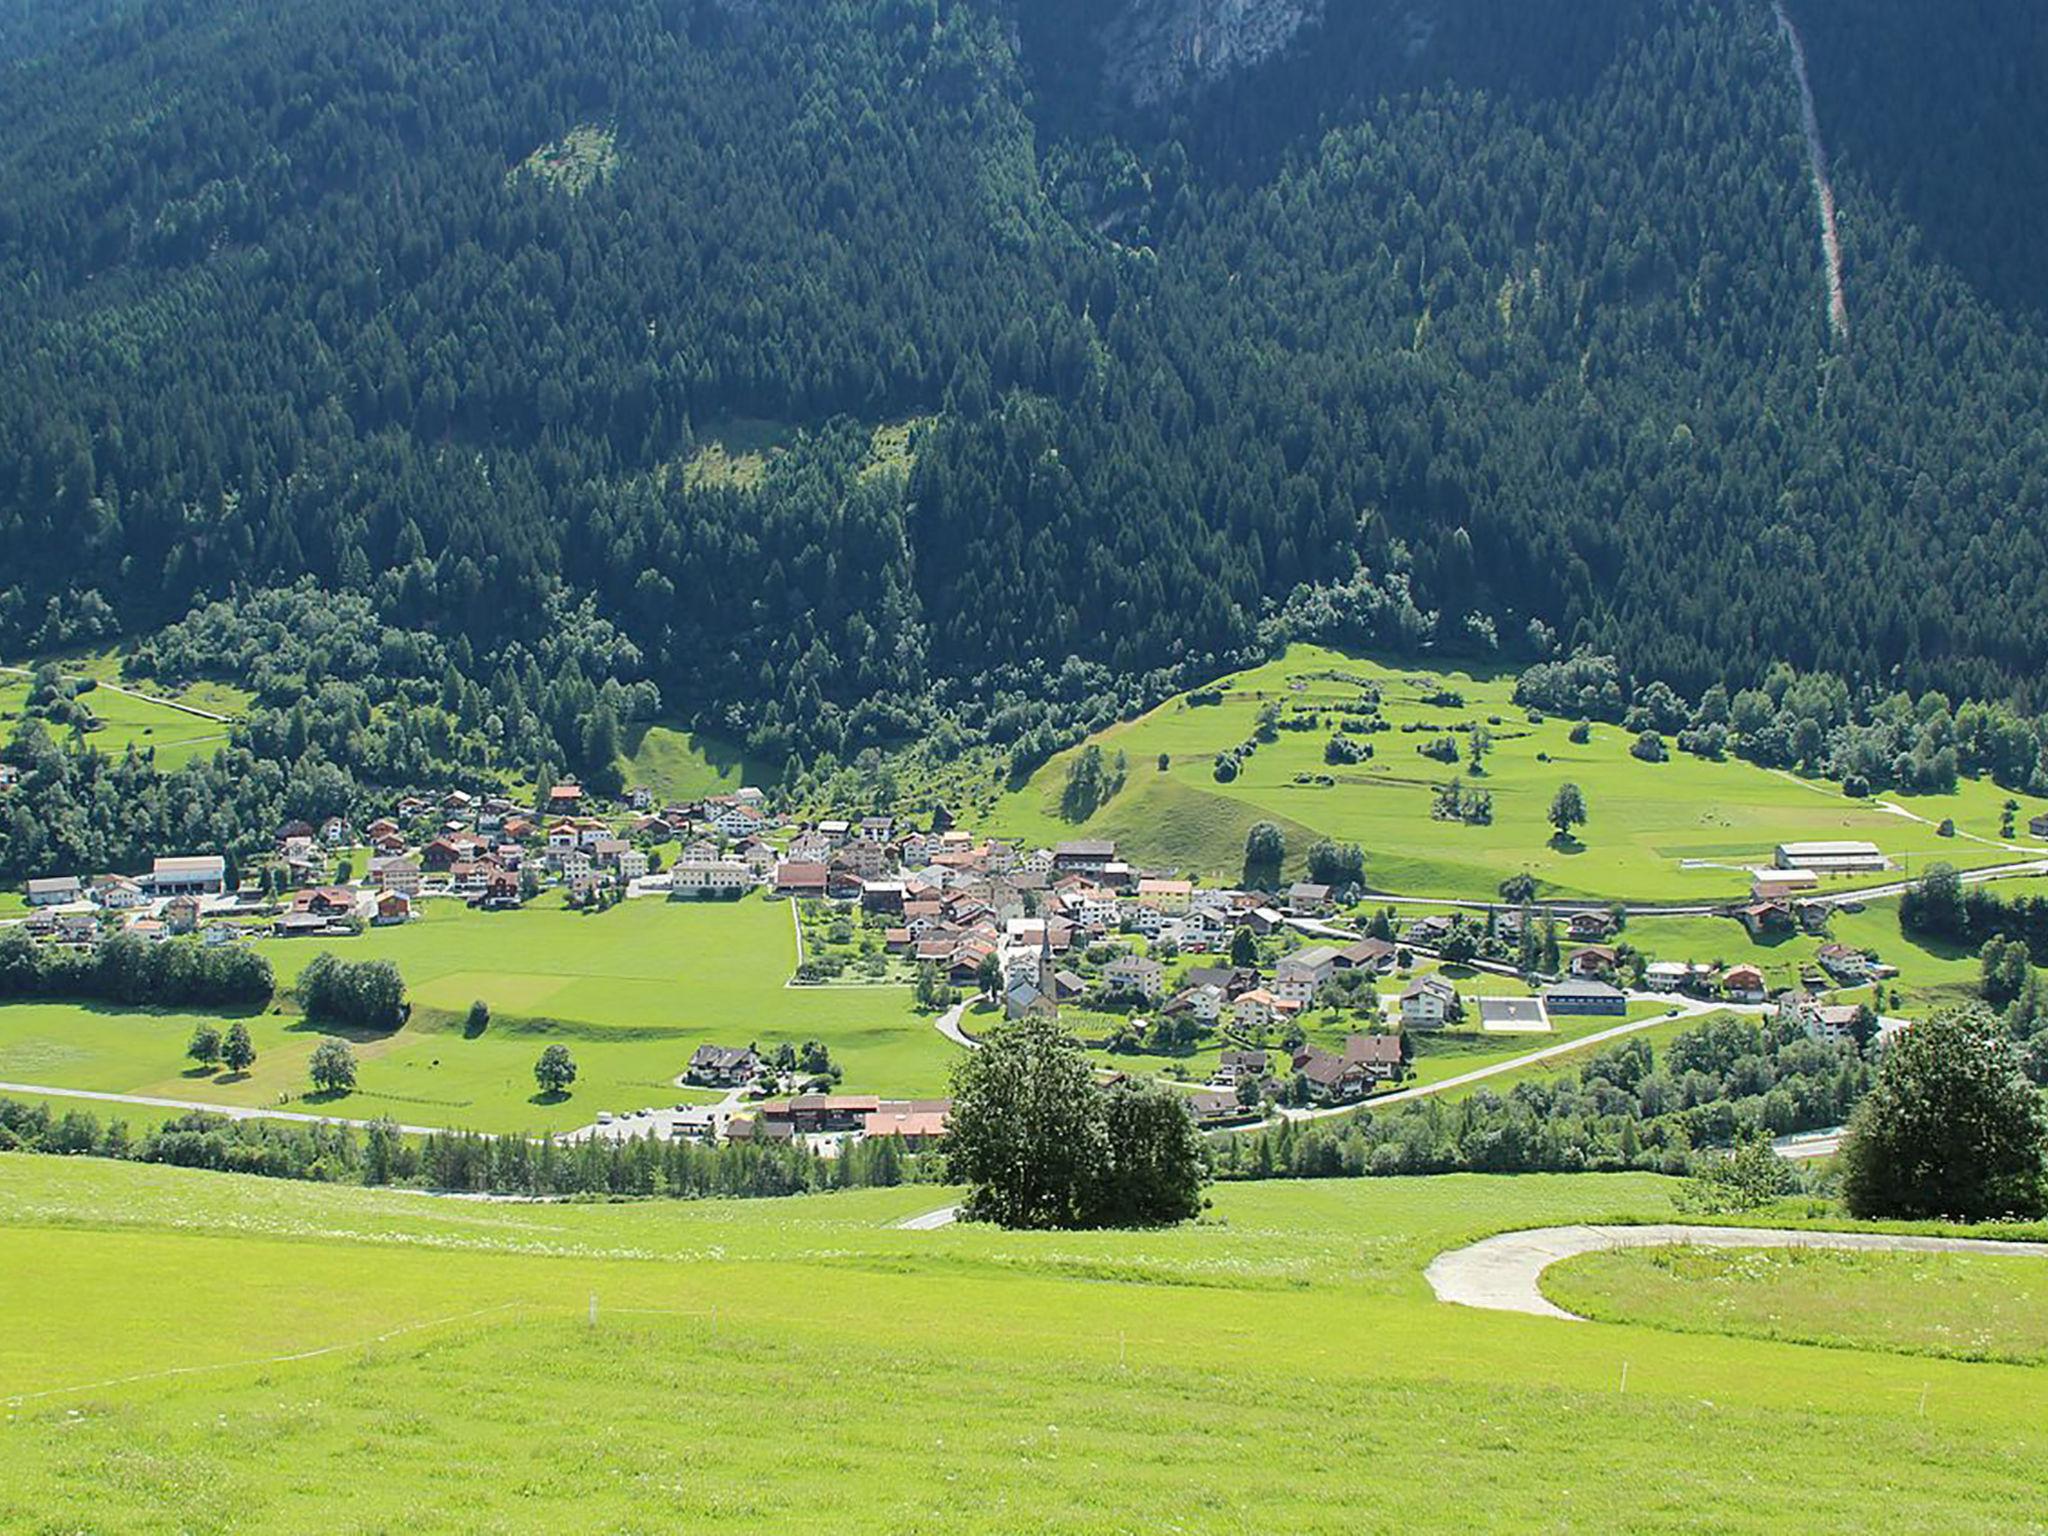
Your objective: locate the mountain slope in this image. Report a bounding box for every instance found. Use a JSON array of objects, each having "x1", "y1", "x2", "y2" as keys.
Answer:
[{"x1": 0, "y1": 0, "x2": 2044, "y2": 779}]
